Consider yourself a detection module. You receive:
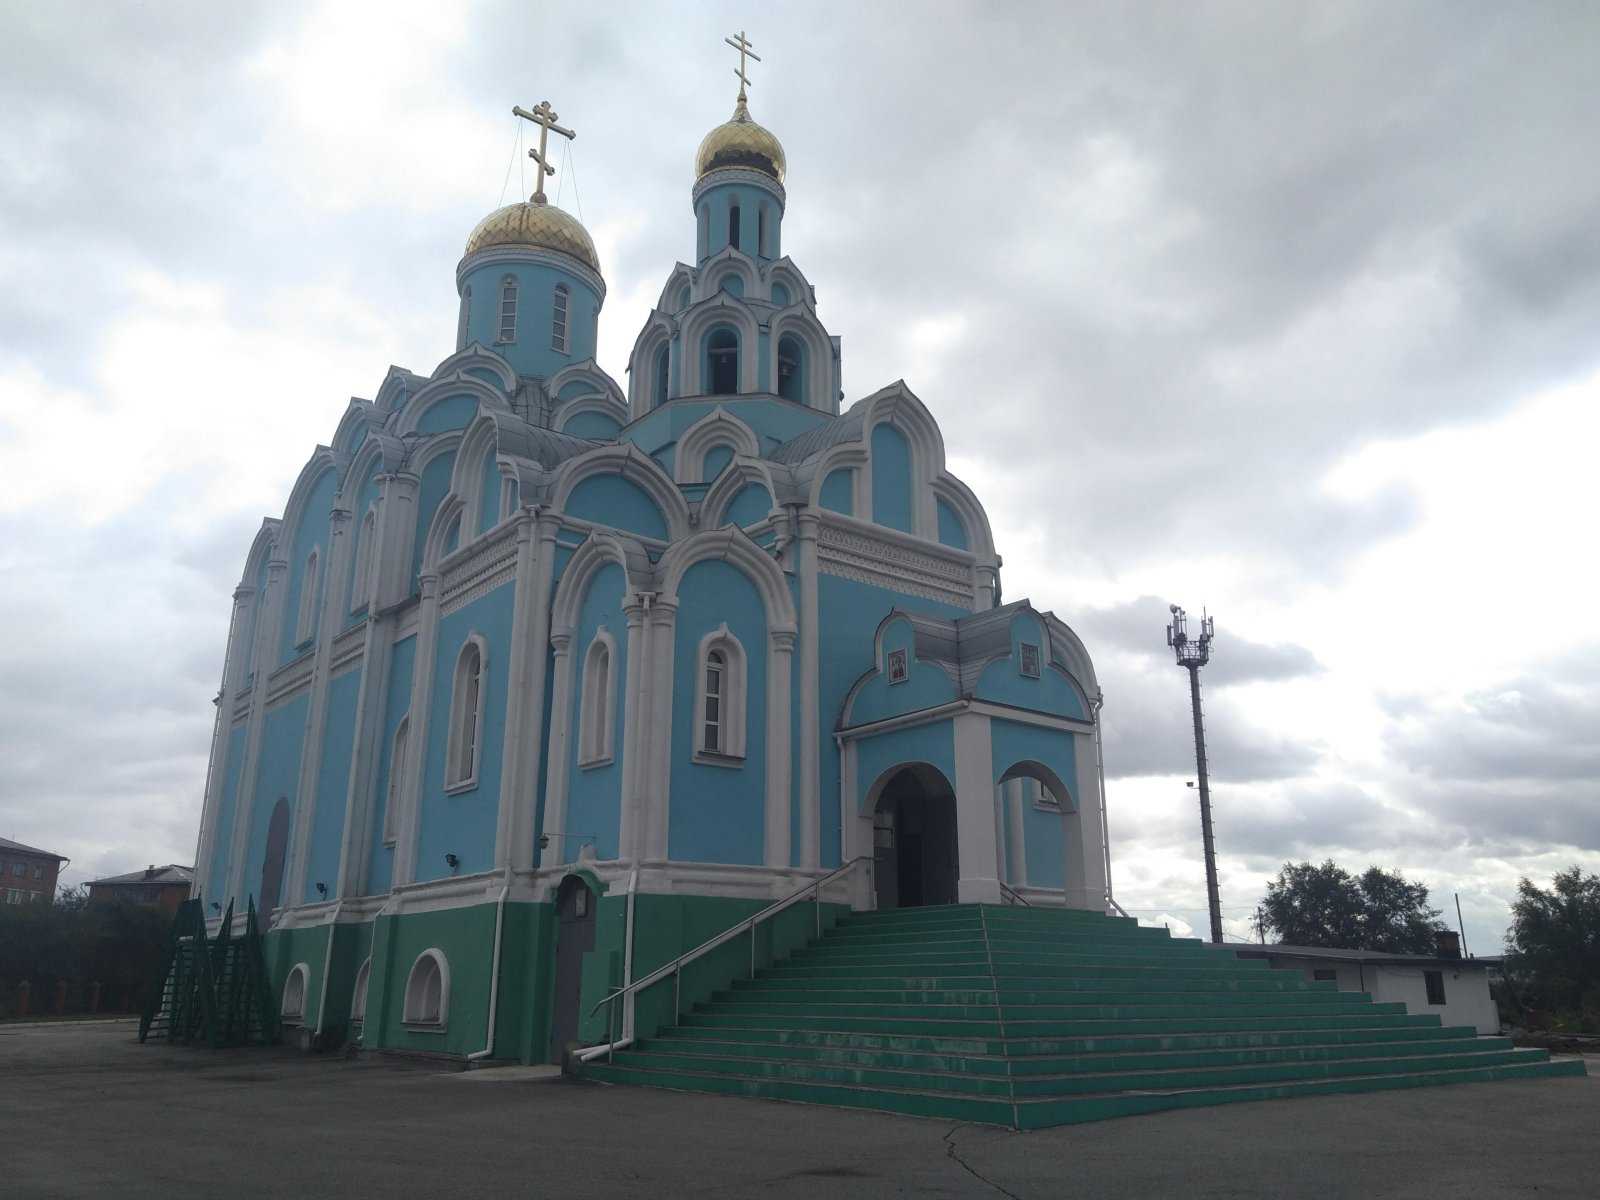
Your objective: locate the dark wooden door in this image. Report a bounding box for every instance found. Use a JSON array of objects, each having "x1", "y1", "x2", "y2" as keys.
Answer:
[
  {"x1": 258, "y1": 798, "x2": 290, "y2": 917},
  {"x1": 549, "y1": 877, "x2": 597, "y2": 1063}
]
